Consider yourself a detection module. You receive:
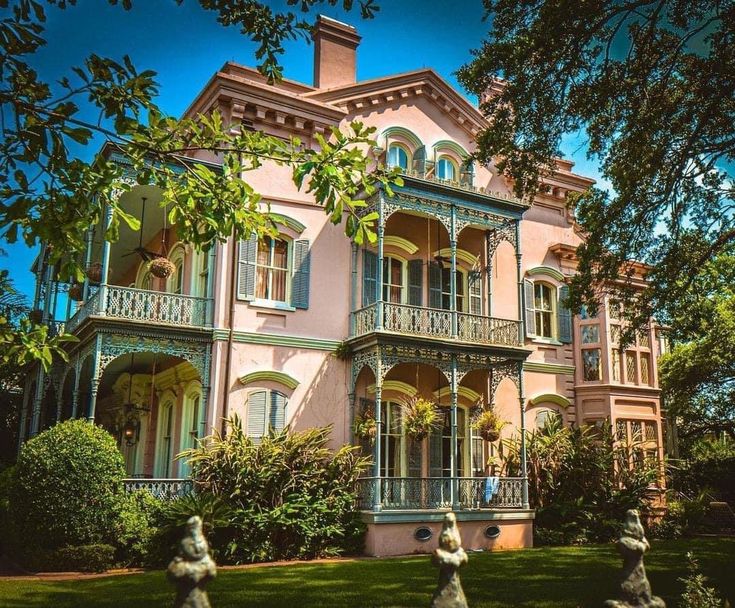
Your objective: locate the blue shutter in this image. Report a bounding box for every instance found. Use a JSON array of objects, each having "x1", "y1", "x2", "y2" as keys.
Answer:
[
  {"x1": 428, "y1": 262, "x2": 442, "y2": 309},
  {"x1": 524, "y1": 279, "x2": 536, "y2": 337},
  {"x1": 362, "y1": 250, "x2": 378, "y2": 306},
  {"x1": 270, "y1": 391, "x2": 286, "y2": 432},
  {"x1": 408, "y1": 259, "x2": 423, "y2": 306},
  {"x1": 468, "y1": 270, "x2": 482, "y2": 315},
  {"x1": 291, "y1": 239, "x2": 310, "y2": 309},
  {"x1": 247, "y1": 390, "x2": 267, "y2": 439},
  {"x1": 558, "y1": 285, "x2": 572, "y2": 344},
  {"x1": 237, "y1": 234, "x2": 257, "y2": 300},
  {"x1": 413, "y1": 145, "x2": 426, "y2": 176}
]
